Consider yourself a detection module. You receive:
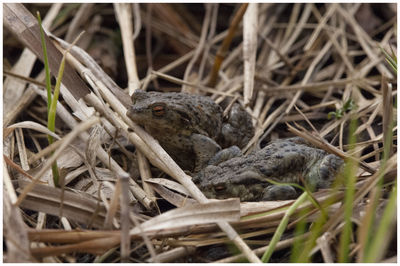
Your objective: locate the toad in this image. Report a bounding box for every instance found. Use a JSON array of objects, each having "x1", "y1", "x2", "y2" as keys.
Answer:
[
  {"x1": 193, "y1": 138, "x2": 344, "y2": 201},
  {"x1": 127, "y1": 90, "x2": 254, "y2": 172}
]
